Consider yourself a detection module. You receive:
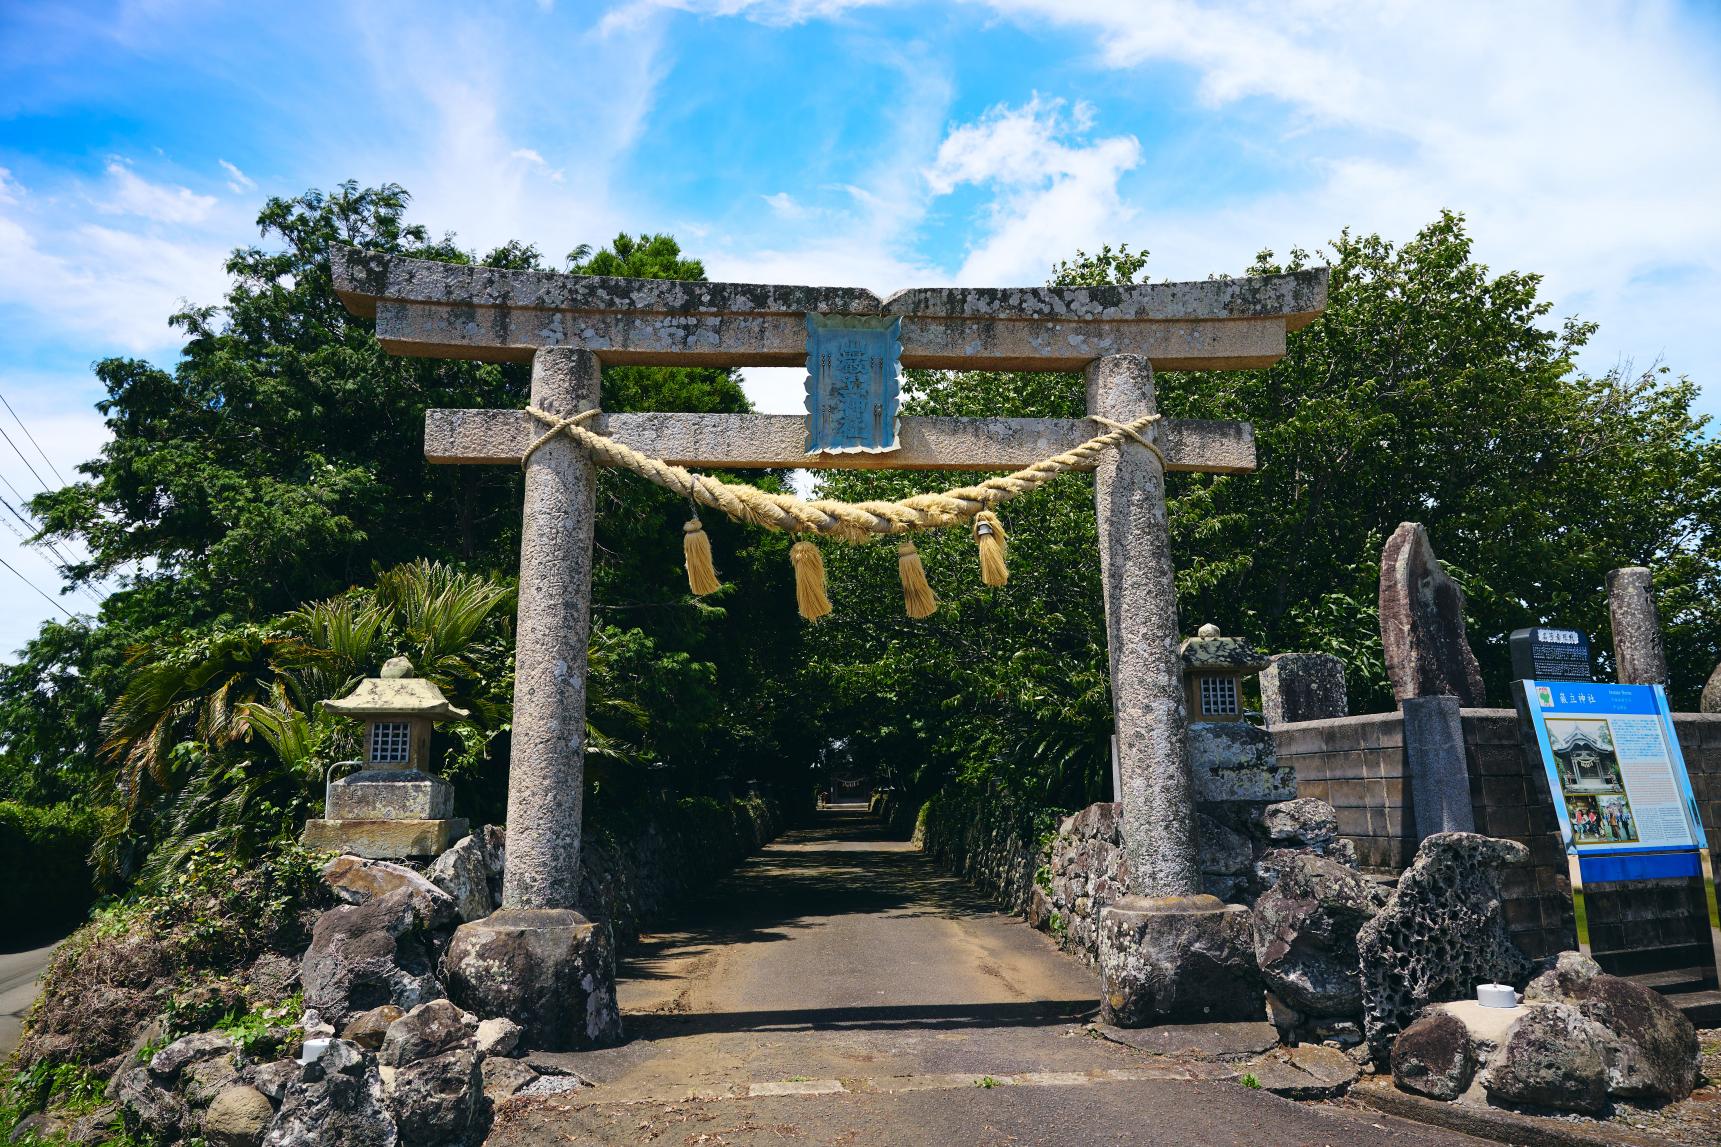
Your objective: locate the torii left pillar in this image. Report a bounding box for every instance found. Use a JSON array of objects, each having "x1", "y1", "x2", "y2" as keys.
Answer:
[{"x1": 444, "y1": 348, "x2": 624, "y2": 1051}]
